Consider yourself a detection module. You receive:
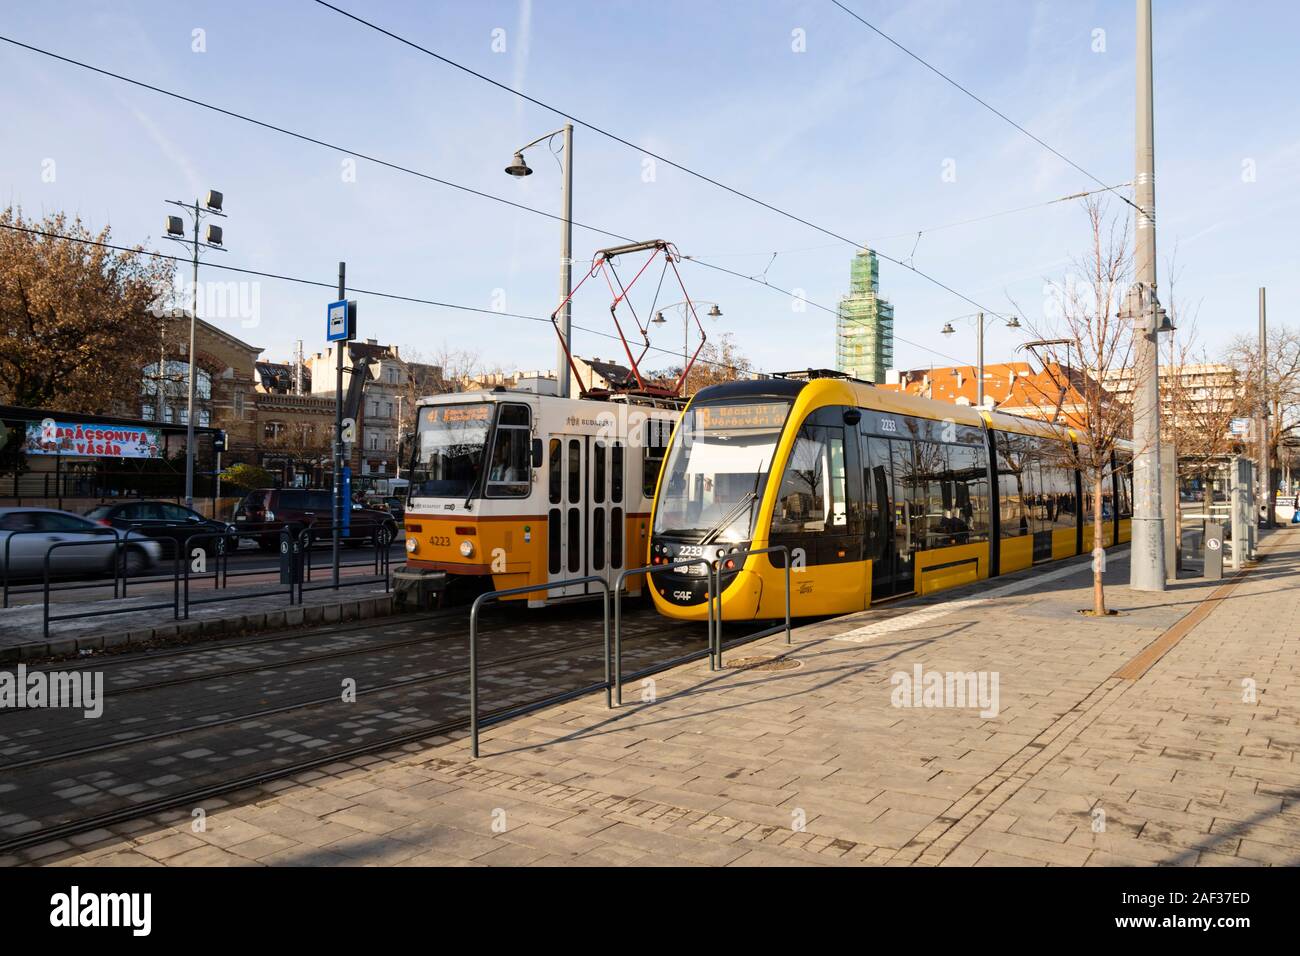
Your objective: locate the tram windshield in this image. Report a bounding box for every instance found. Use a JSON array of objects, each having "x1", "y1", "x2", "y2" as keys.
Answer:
[
  {"x1": 410, "y1": 403, "x2": 493, "y2": 498},
  {"x1": 652, "y1": 400, "x2": 791, "y2": 542}
]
